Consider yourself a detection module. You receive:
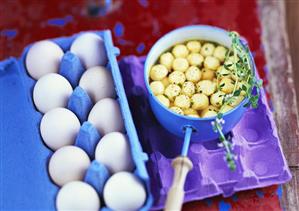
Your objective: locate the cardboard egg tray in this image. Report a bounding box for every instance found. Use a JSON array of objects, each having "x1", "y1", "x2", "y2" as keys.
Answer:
[
  {"x1": 0, "y1": 31, "x2": 153, "y2": 210},
  {"x1": 119, "y1": 56, "x2": 292, "y2": 210}
]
